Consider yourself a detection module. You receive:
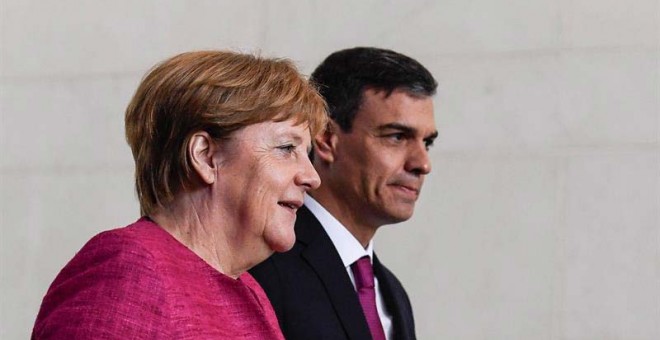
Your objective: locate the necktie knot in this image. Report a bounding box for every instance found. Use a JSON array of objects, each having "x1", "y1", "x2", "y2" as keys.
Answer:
[{"x1": 351, "y1": 256, "x2": 375, "y2": 290}]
